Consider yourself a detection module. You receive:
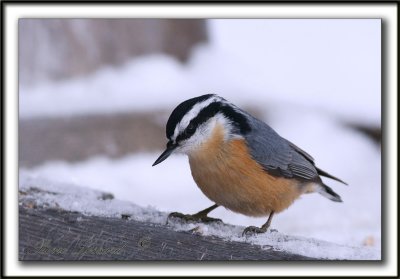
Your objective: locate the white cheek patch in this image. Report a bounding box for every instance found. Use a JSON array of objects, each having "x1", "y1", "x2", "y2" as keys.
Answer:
[
  {"x1": 176, "y1": 120, "x2": 216, "y2": 154},
  {"x1": 171, "y1": 96, "x2": 221, "y2": 141},
  {"x1": 177, "y1": 113, "x2": 237, "y2": 154}
]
